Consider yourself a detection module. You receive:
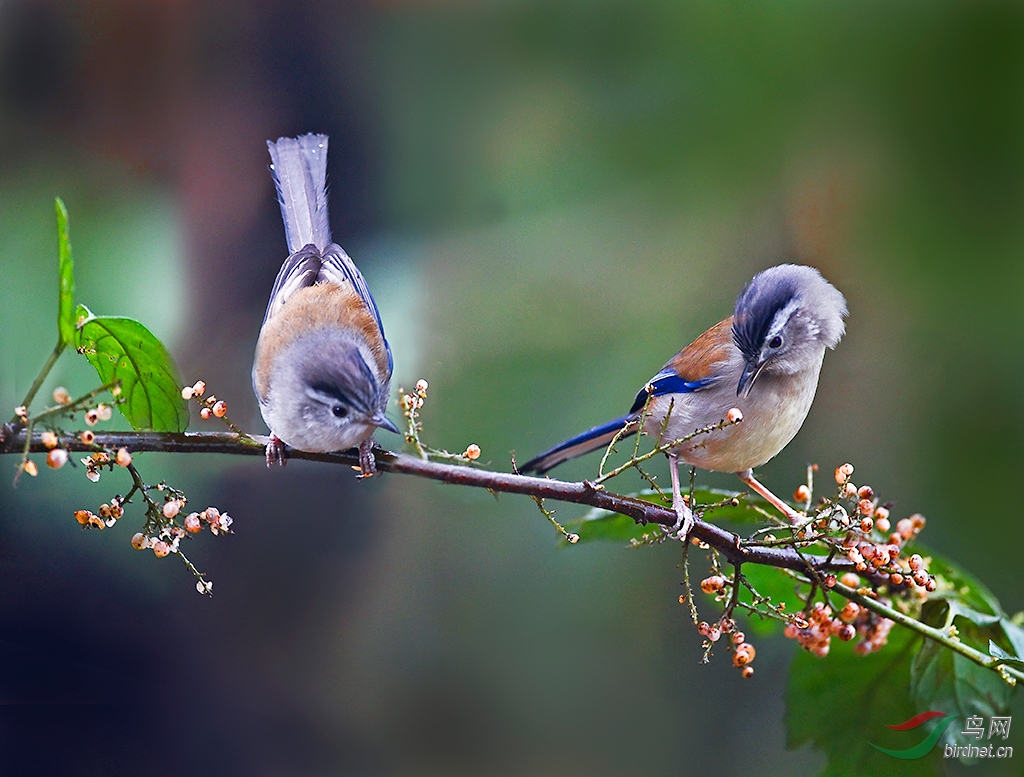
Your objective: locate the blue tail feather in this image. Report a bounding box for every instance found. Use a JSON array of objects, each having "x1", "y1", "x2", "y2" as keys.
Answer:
[{"x1": 519, "y1": 415, "x2": 636, "y2": 475}]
